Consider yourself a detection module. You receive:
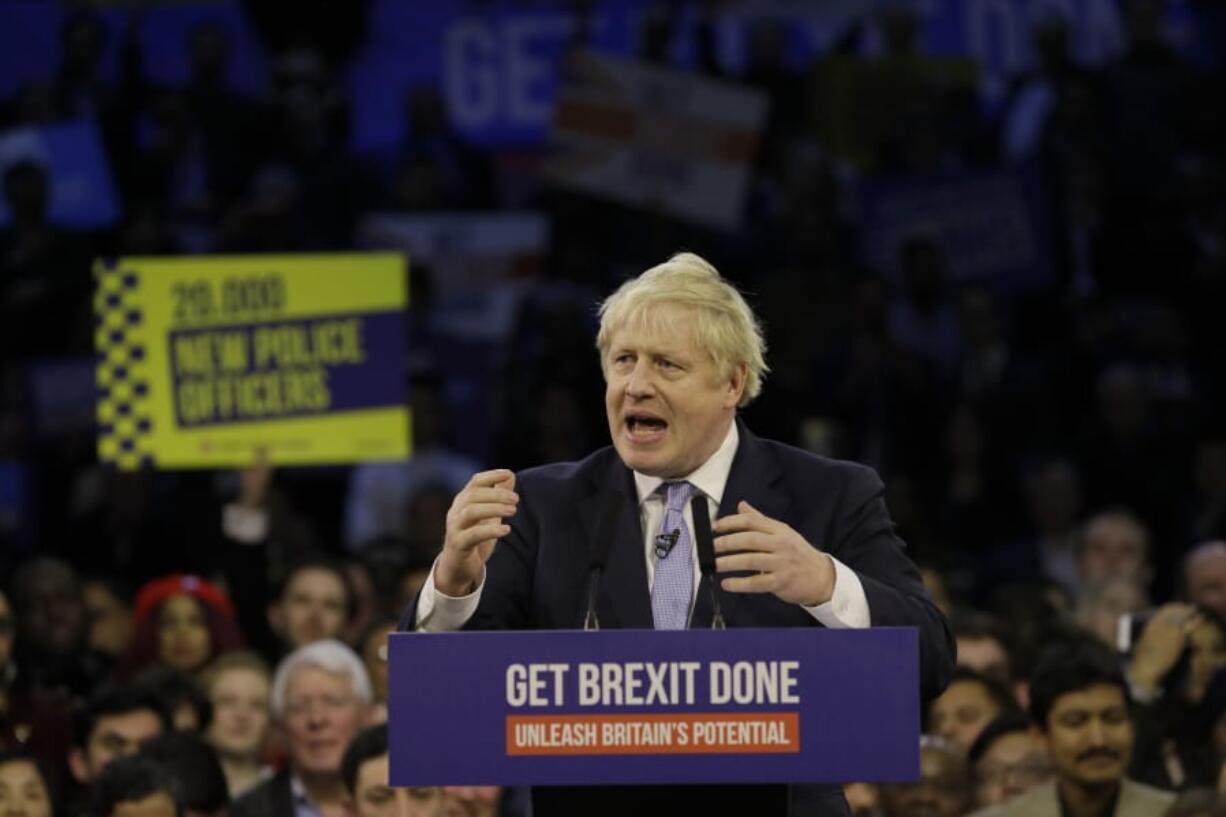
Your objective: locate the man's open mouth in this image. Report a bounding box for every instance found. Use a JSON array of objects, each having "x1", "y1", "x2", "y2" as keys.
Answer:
[{"x1": 626, "y1": 414, "x2": 667, "y2": 434}]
